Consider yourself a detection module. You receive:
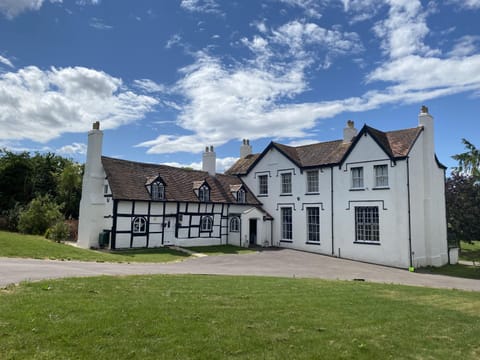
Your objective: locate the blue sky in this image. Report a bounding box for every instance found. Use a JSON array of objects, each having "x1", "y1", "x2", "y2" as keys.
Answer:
[{"x1": 0, "y1": 0, "x2": 479, "y2": 172}]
